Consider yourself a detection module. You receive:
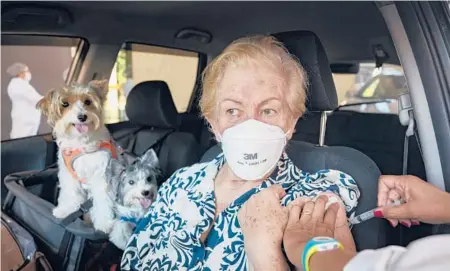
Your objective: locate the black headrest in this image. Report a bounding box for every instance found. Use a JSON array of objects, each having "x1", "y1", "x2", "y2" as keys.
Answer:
[
  {"x1": 126, "y1": 81, "x2": 178, "y2": 128},
  {"x1": 274, "y1": 31, "x2": 338, "y2": 111}
]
